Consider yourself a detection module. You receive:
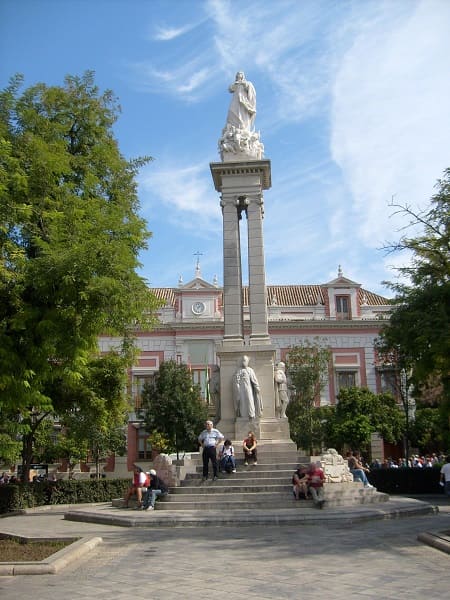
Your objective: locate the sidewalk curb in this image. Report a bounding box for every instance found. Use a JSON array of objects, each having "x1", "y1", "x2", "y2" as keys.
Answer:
[
  {"x1": 417, "y1": 530, "x2": 450, "y2": 555},
  {"x1": 0, "y1": 535, "x2": 102, "y2": 576}
]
